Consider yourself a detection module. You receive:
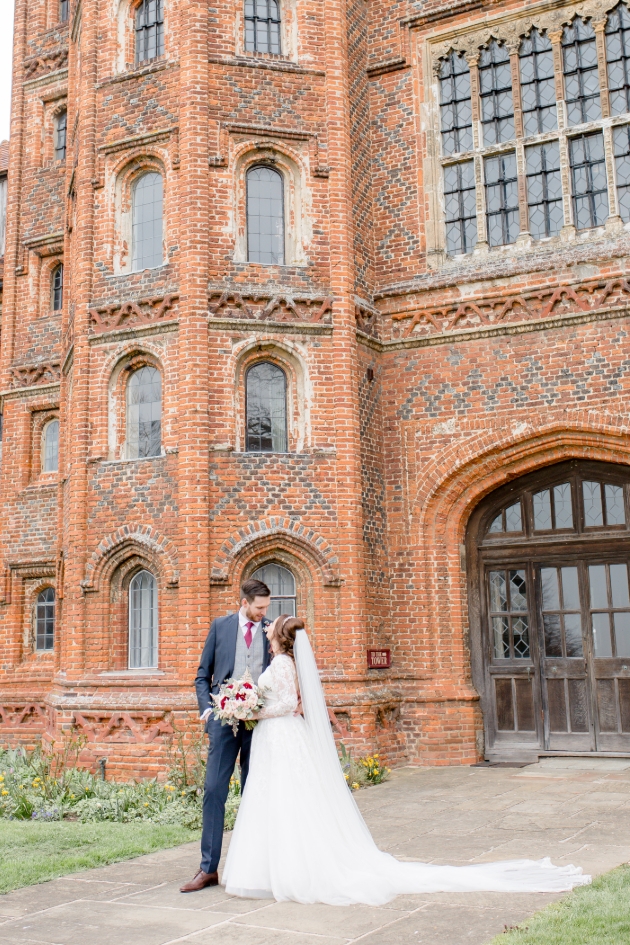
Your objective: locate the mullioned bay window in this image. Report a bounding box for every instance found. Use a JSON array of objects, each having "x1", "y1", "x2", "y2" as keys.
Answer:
[{"x1": 433, "y1": 4, "x2": 630, "y2": 261}]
